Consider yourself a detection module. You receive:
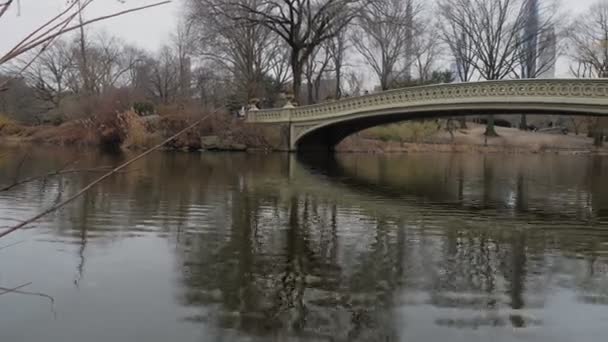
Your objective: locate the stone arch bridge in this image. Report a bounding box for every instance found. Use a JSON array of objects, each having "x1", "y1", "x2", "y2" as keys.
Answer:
[{"x1": 246, "y1": 79, "x2": 608, "y2": 151}]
